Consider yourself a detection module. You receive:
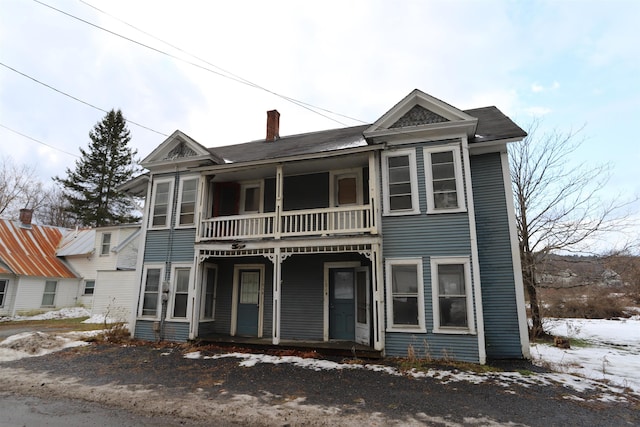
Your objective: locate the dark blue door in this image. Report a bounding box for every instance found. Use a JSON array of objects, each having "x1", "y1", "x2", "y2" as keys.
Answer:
[
  {"x1": 236, "y1": 270, "x2": 260, "y2": 336},
  {"x1": 329, "y1": 269, "x2": 355, "y2": 340}
]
